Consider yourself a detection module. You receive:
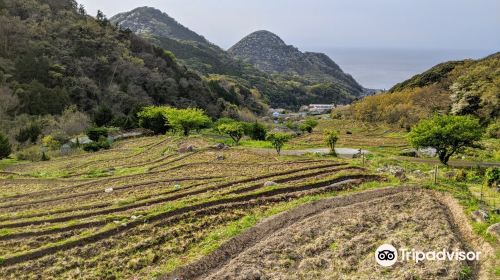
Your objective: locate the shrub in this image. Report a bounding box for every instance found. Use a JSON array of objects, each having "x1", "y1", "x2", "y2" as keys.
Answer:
[
  {"x1": 266, "y1": 132, "x2": 292, "y2": 156},
  {"x1": 137, "y1": 106, "x2": 170, "y2": 135},
  {"x1": 86, "y1": 127, "x2": 109, "y2": 142},
  {"x1": 0, "y1": 133, "x2": 11, "y2": 159},
  {"x1": 93, "y1": 106, "x2": 113, "y2": 127},
  {"x1": 15, "y1": 146, "x2": 42, "y2": 162},
  {"x1": 15, "y1": 123, "x2": 42, "y2": 144},
  {"x1": 42, "y1": 135, "x2": 61, "y2": 151},
  {"x1": 213, "y1": 118, "x2": 238, "y2": 134},
  {"x1": 97, "y1": 136, "x2": 111, "y2": 150},
  {"x1": 218, "y1": 122, "x2": 245, "y2": 145},
  {"x1": 245, "y1": 121, "x2": 268, "y2": 140},
  {"x1": 83, "y1": 142, "x2": 101, "y2": 152},
  {"x1": 325, "y1": 130, "x2": 339, "y2": 156},
  {"x1": 485, "y1": 120, "x2": 499, "y2": 139},
  {"x1": 484, "y1": 167, "x2": 499, "y2": 187},
  {"x1": 300, "y1": 118, "x2": 319, "y2": 133},
  {"x1": 408, "y1": 115, "x2": 483, "y2": 165}
]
